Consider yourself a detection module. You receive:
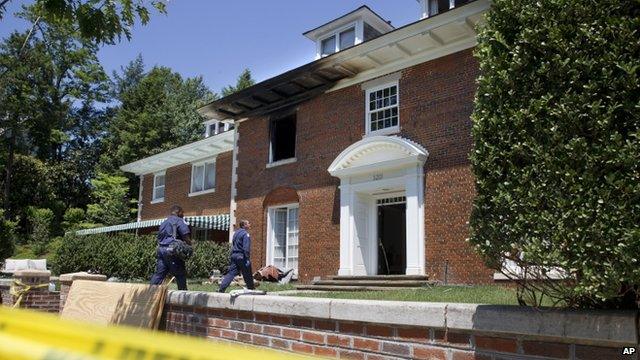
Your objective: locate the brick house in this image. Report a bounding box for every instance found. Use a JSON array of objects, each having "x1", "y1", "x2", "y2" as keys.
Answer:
[
  {"x1": 83, "y1": 0, "x2": 495, "y2": 284},
  {"x1": 77, "y1": 124, "x2": 235, "y2": 242},
  {"x1": 195, "y1": 0, "x2": 494, "y2": 283}
]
